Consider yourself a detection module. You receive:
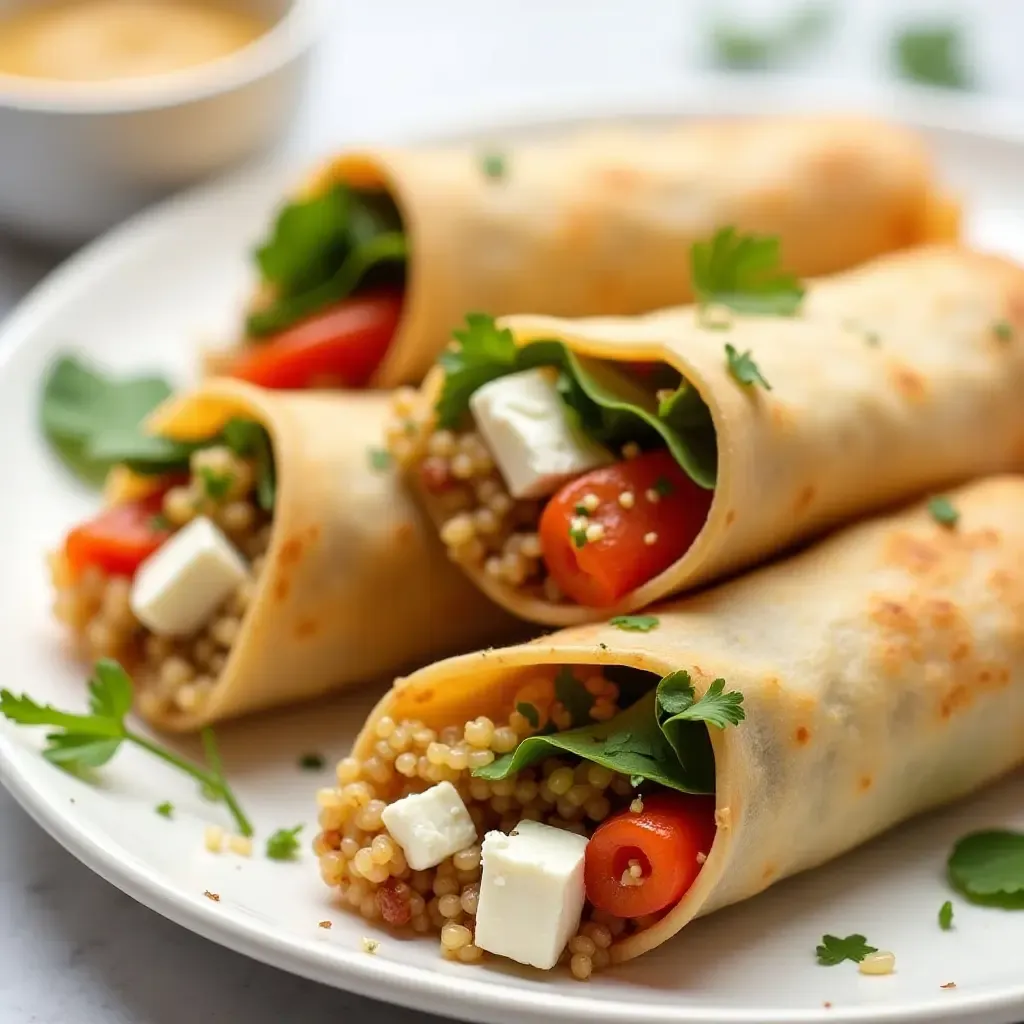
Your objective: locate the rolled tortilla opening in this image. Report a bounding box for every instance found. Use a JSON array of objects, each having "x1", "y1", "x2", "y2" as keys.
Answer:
[
  {"x1": 392, "y1": 244, "x2": 1024, "y2": 626},
  {"x1": 215, "y1": 115, "x2": 961, "y2": 390},
  {"x1": 326, "y1": 475, "x2": 1024, "y2": 970},
  {"x1": 55, "y1": 379, "x2": 518, "y2": 731}
]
